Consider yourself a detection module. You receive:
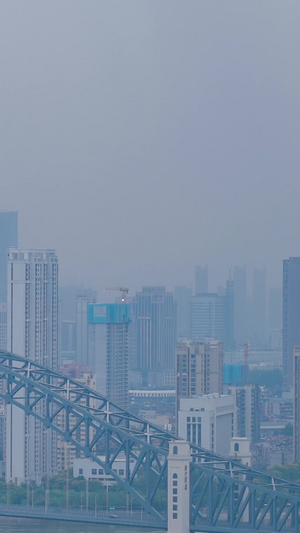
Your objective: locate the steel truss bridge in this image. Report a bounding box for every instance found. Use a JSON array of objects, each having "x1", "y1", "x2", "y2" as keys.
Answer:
[{"x1": 1, "y1": 350, "x2": 300, "y2": 532}]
